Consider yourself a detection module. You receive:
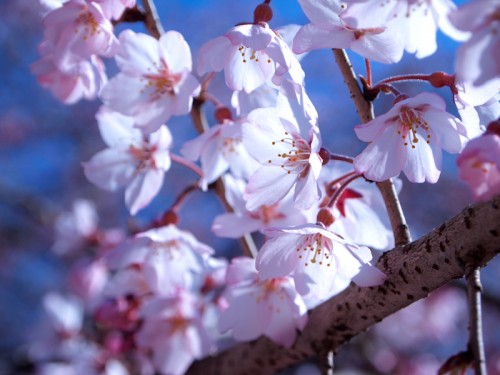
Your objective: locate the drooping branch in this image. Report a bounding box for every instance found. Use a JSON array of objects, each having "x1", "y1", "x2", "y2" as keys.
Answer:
[
  {"x1": 332, "y1": 48, "x2": 411, "y2": 246},
  {"x1": 188, "y1": 195, "x2": 500, "y2": 375}
]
